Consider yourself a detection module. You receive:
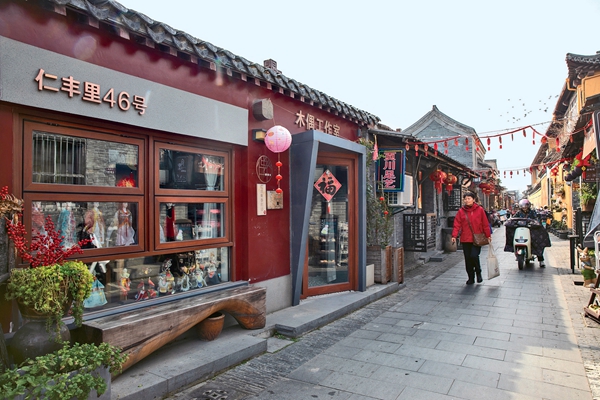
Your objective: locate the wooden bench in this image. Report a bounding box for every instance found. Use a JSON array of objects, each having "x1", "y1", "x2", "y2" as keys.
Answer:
[{"x1": 79, "y1": 285, "x2": 266, "y2": 373}]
